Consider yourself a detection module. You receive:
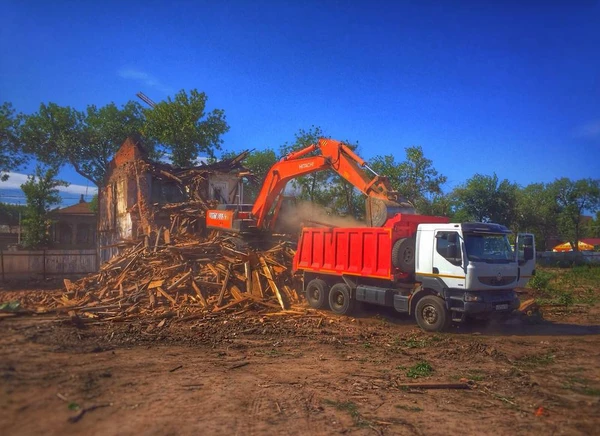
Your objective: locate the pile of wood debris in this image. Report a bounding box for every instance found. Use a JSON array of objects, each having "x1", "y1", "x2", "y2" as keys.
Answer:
[
  {"x1": 35, "y1": 229, "x2": 302, "y2": 323},
  {"x1": 6, "y1": 145, "x2": 311, "y2": 323}
]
